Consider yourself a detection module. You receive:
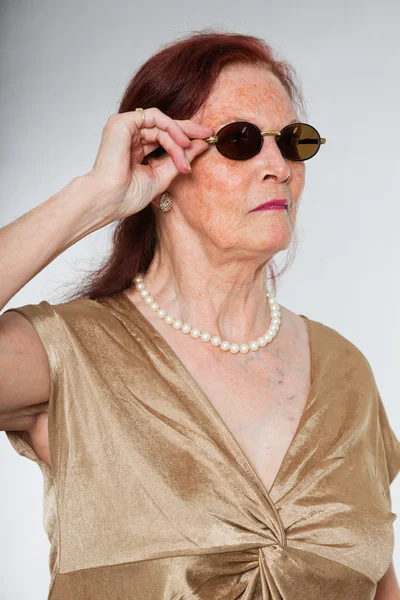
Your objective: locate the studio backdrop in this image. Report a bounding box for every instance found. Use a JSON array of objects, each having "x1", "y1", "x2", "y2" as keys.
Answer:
[{"x1": 1, "y1": 0, "x2": 399, "y2": 598}]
